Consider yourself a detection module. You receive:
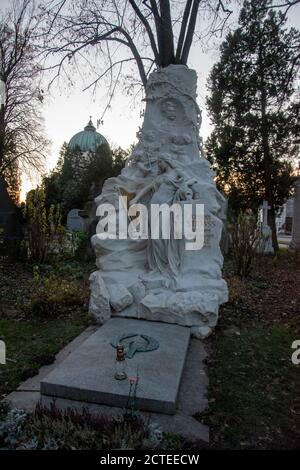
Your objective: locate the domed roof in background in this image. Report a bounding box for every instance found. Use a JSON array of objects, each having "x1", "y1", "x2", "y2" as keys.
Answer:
[{"x1": 68, "y1": 118, "x2": 109, "y2": 153}]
